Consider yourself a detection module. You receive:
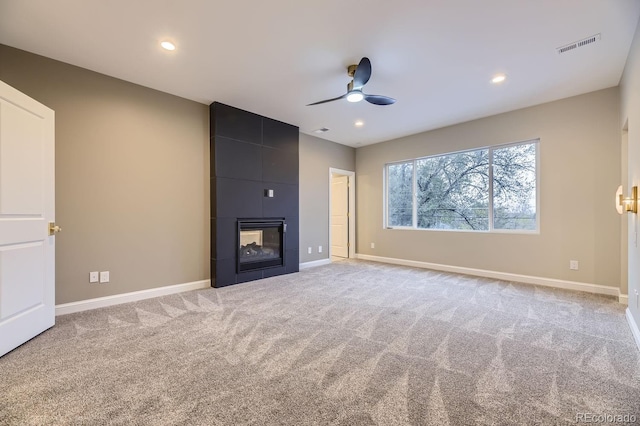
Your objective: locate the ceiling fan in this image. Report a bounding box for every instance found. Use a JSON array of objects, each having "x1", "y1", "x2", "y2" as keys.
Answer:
[{"x1": 307, "y1": 57, "x2": 396, "y2": 106}]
